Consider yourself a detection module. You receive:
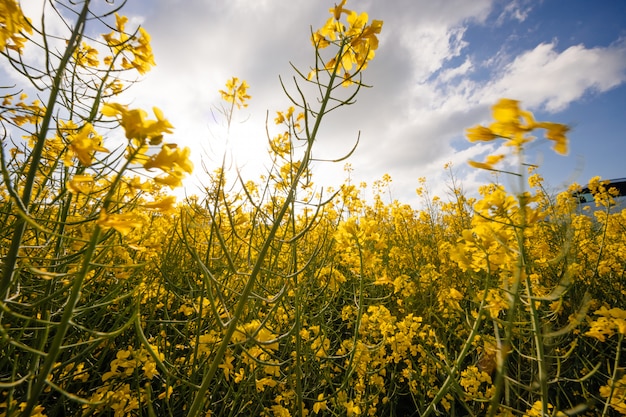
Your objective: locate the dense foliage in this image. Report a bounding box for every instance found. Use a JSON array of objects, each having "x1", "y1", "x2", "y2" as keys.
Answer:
[{"x1": 1, "y1": 1, "x2": 624, "y2": 416}]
